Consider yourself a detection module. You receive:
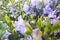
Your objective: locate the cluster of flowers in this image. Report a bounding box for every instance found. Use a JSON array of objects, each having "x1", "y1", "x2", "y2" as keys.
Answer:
[{"x1": 0, "y1": 0, "x2": 60, "y2": 40}]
